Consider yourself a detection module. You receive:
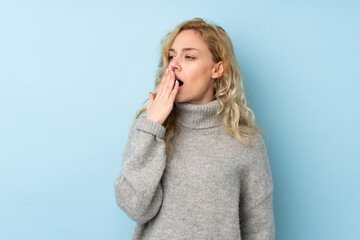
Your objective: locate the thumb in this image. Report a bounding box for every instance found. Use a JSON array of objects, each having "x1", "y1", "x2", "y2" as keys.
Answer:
[{"x1": 148, "y1": 92, "x2": 154, "y2": 105}]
